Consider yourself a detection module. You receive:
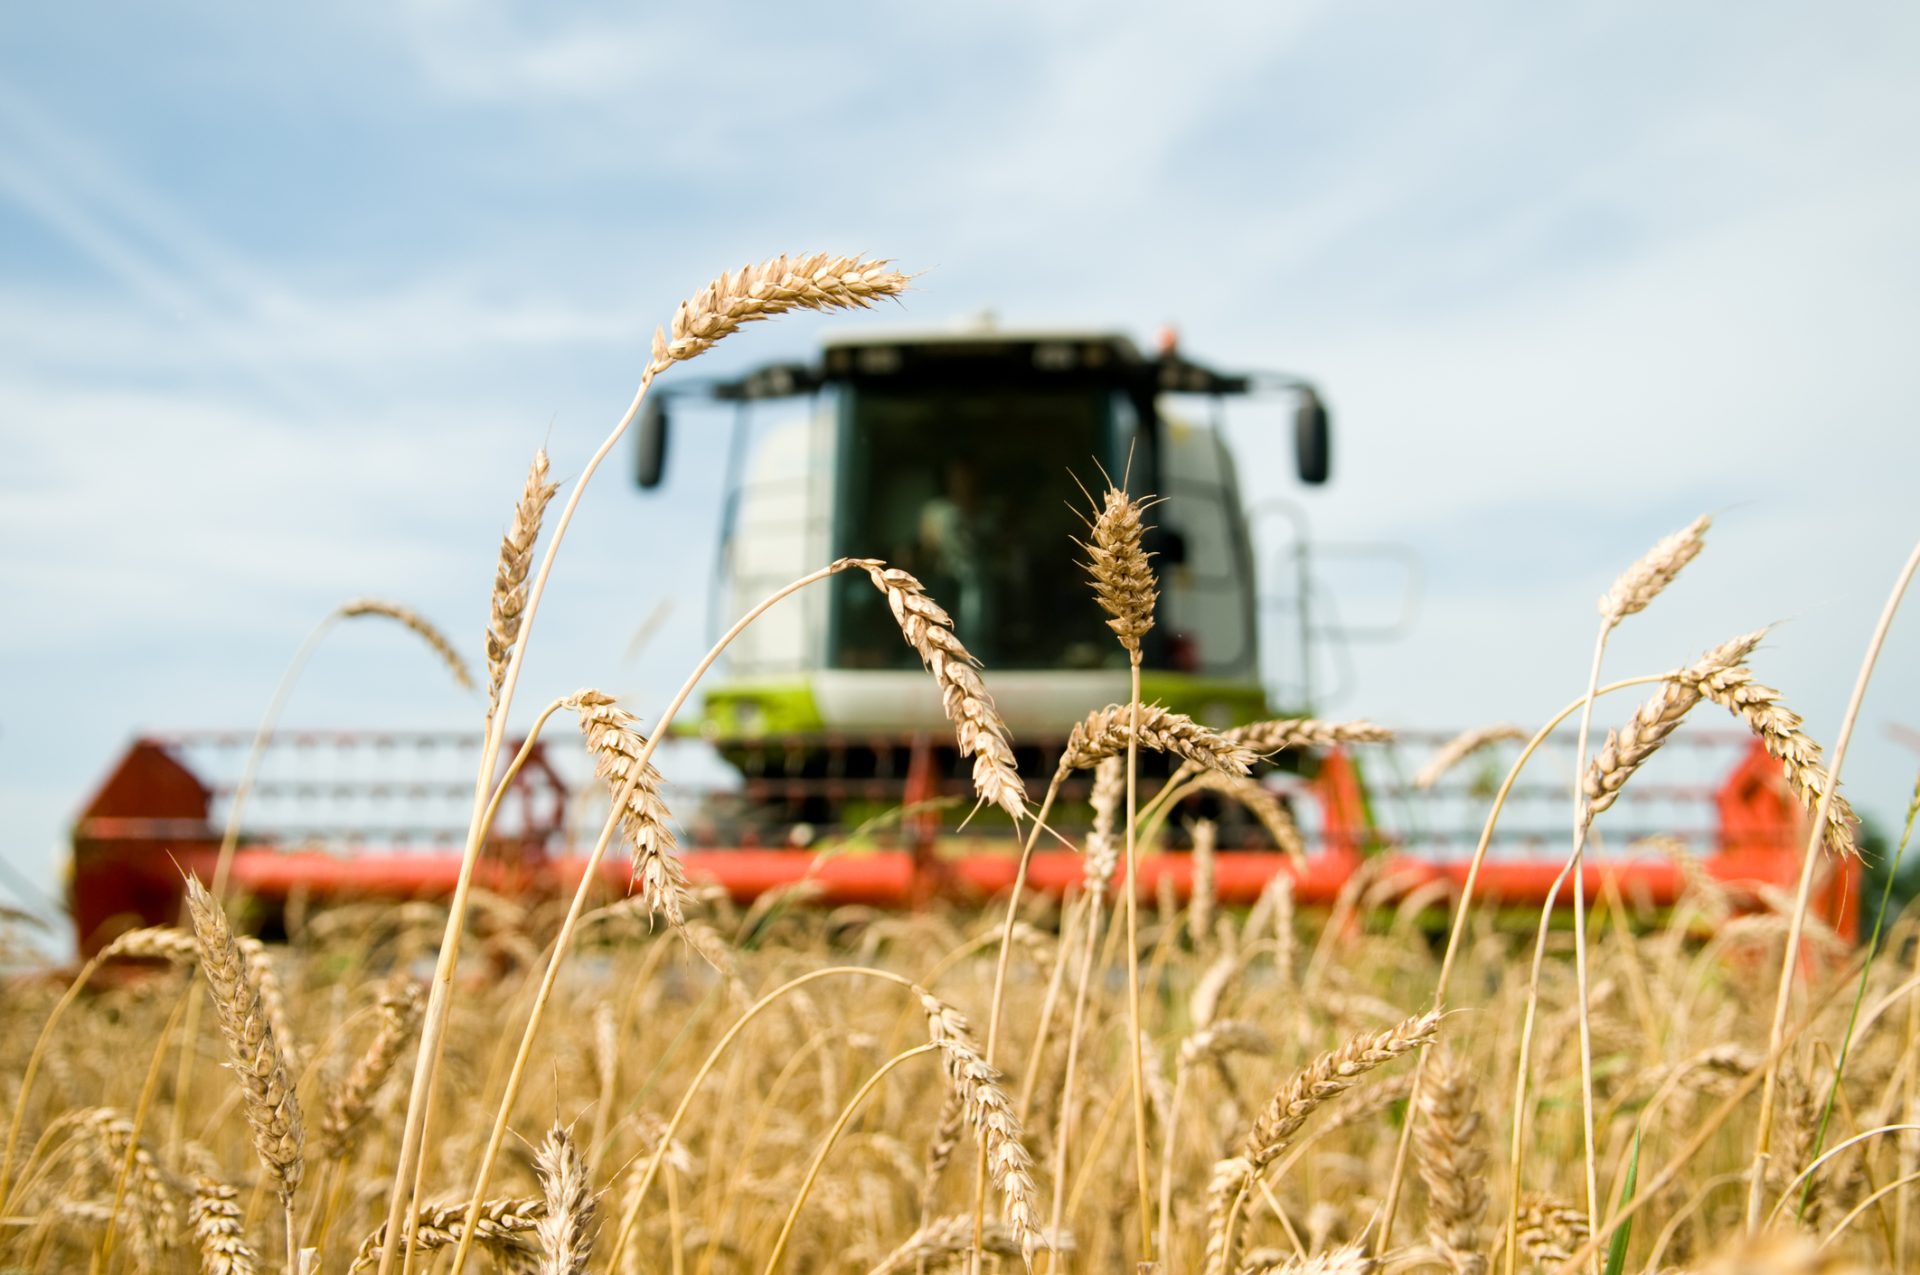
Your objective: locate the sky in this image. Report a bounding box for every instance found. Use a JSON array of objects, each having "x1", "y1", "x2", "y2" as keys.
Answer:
[{"x1": 3, "y1": 4, "x2": 1918, "y2": 936}]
